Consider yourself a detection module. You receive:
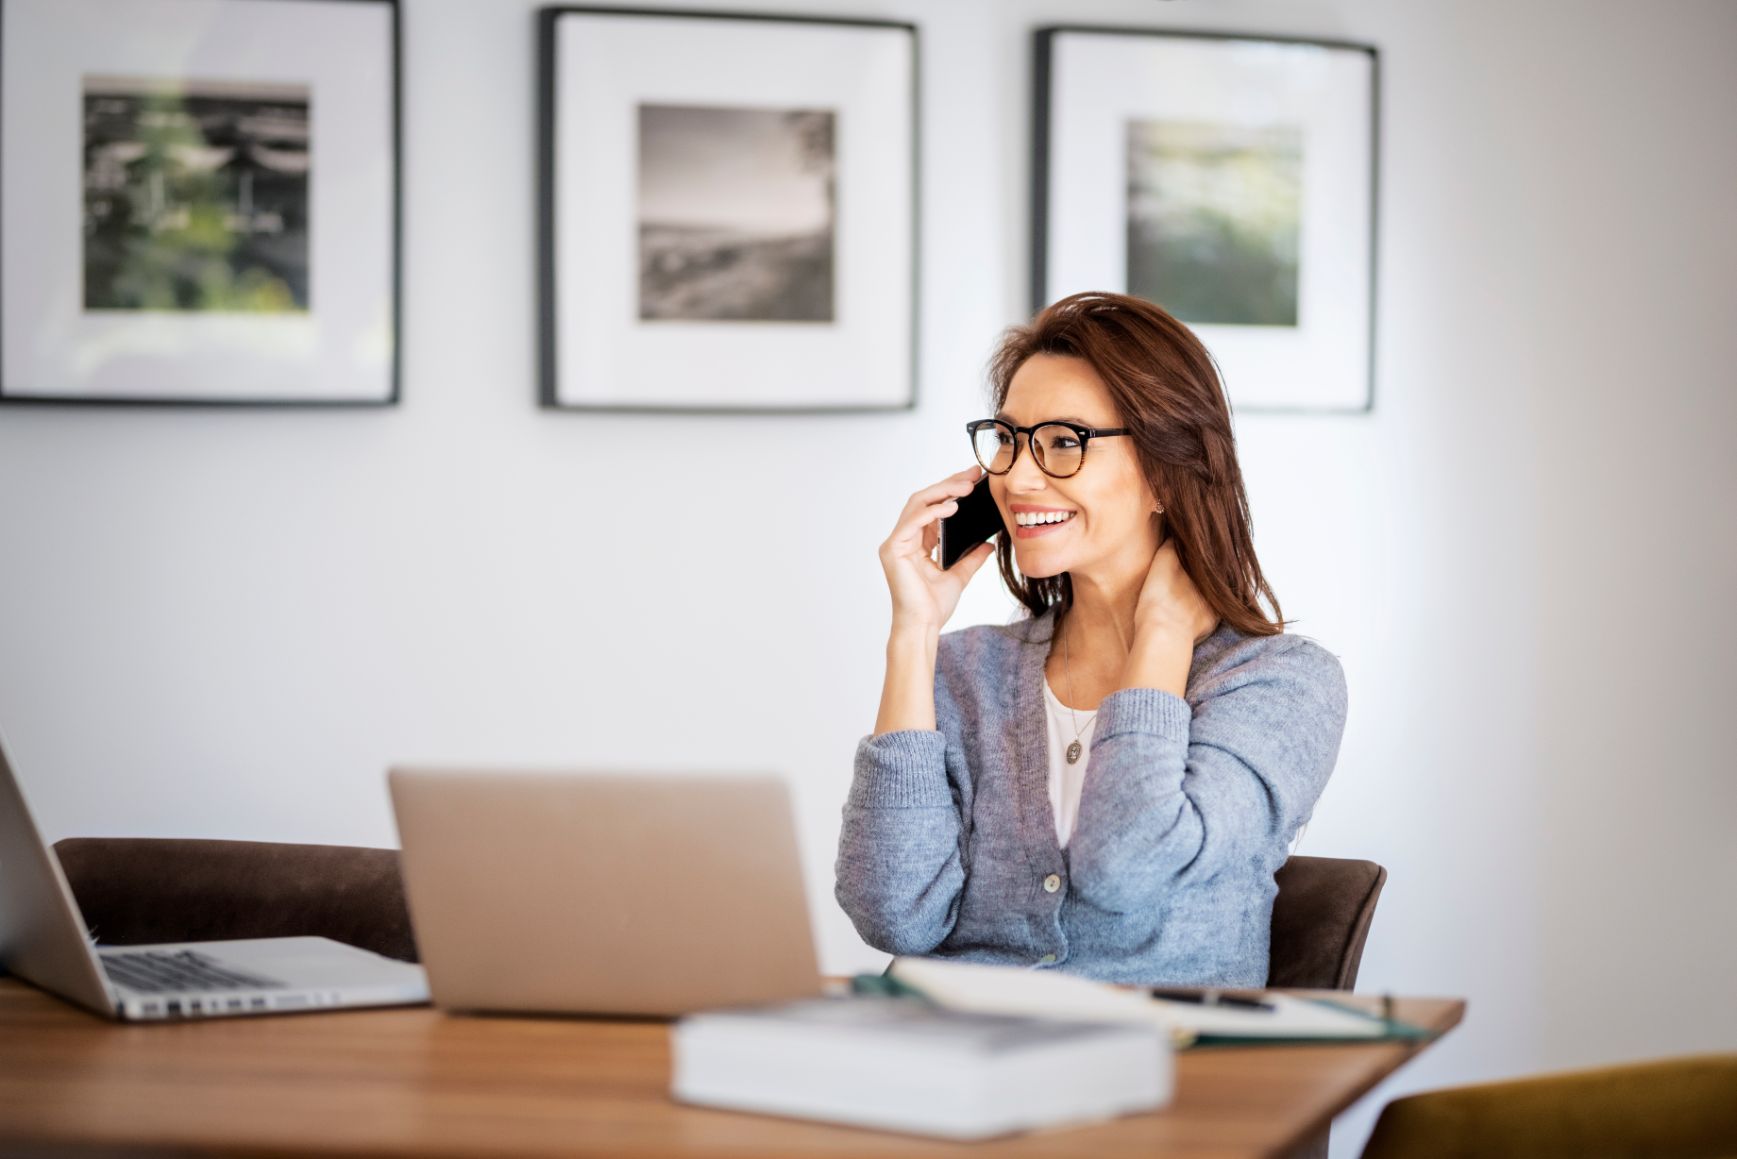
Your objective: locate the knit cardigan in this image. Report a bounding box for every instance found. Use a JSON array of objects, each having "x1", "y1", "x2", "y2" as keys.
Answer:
[{"x1": 835, "y1": 605, "x2": 1348, "y2": 985}]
